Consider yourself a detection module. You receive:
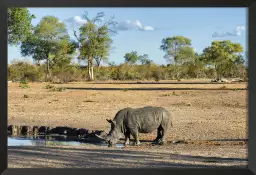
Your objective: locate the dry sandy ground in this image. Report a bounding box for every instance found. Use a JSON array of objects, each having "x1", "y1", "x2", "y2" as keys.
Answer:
[{"x1": 8, "y1": 80, "x2": 248, "y2": 168}]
